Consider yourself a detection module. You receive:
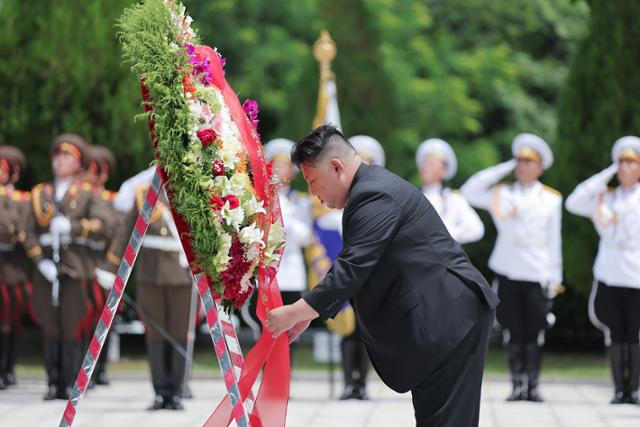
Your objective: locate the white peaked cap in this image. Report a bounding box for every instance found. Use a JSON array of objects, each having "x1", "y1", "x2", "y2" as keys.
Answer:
[
  {"x1": 349, "y1": 135, "x2": 385, "y2": 167},
  {"x1": 511, "y1": 133, "x2": 554, "y2": 170},
  {"x1": 611, "y1": 135, "x2": 640, "y2": 163},
  {"x1": 264, "y1": 138, "x2": 295, "y2": 162},
  {"x1": 415, "y1": 138, "x2": 457, "y2": 180}
]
